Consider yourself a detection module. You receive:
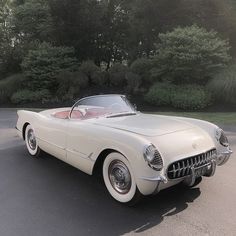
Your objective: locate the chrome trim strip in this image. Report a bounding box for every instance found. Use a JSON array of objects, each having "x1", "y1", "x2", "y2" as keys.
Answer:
[
  {"x1": 140, "y1": 175, "x2": 168, "y2": 183},
  {"x1": 66, "y1": 149, "x2": 95, "y2": 161},
  {"x1": 221, "y1": 149, "x2": 233, "y2": 155}
]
